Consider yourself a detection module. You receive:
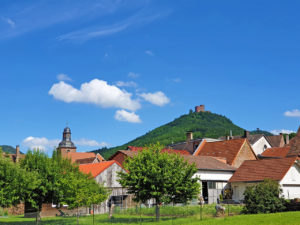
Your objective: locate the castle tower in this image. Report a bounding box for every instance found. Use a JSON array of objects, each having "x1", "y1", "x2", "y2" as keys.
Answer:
[{"x1": 58, "y1": 127, "x2": 76, "y2": 157}]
